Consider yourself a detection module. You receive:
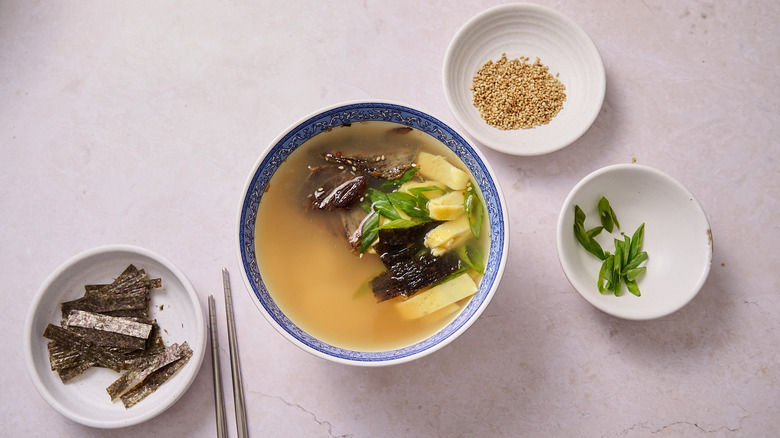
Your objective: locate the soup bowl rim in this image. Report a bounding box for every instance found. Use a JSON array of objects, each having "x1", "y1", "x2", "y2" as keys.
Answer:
[{"x1": 236, "y1": 100, "x2": 508, "y2": 366}]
